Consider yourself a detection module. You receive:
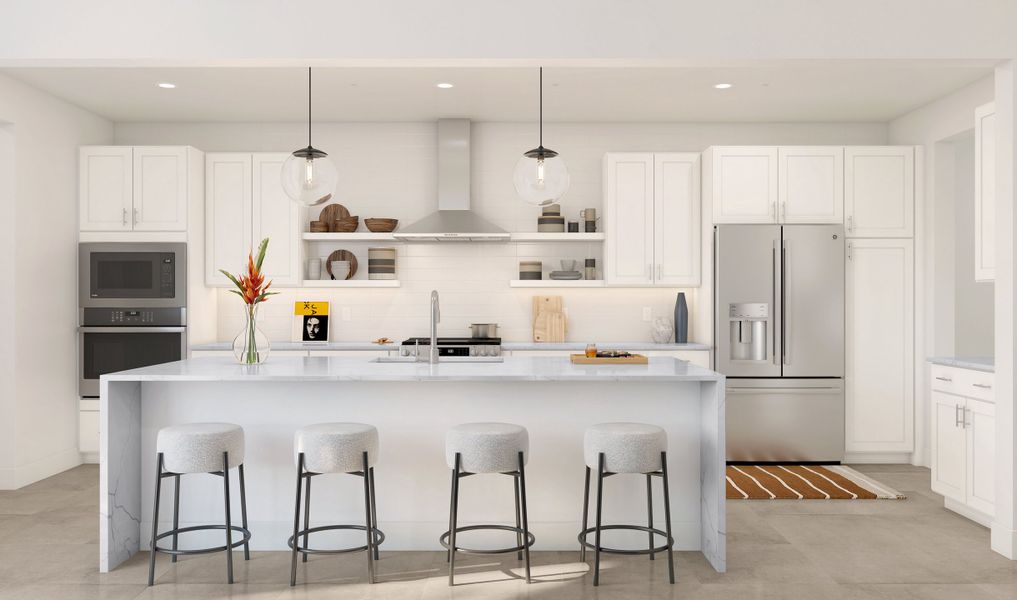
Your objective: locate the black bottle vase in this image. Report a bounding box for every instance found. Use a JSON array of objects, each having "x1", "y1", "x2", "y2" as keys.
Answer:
[{"x1": 674, "y1": 292, "x2": 689, "y2": 343}]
